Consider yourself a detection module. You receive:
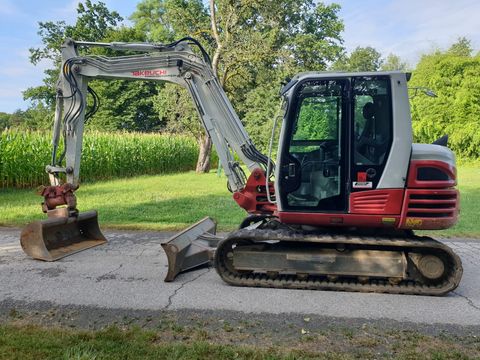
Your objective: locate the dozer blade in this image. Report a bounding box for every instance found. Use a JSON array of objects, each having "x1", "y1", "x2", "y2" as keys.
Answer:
[
  {"x1": 162, "y1": 217, "x2": 222, "y2": 282},
  {"x1": 20, "y1": 210, "x2": 107, "y2": 261}
]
